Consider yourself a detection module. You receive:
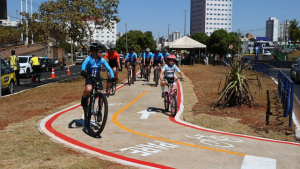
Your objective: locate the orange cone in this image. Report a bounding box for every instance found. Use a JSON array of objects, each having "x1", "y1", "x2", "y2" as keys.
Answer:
[
  {"x1": 66, "y1": 67, "x2": 71, "y2": 75},
  {"x1": 50, "y1": 67, "x2": 56, "y2": 78}
]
